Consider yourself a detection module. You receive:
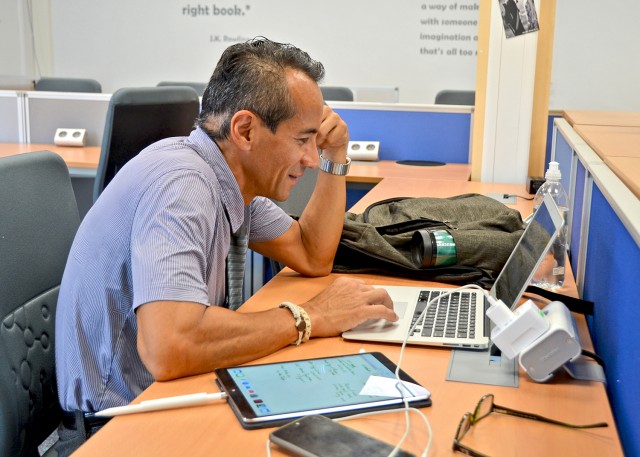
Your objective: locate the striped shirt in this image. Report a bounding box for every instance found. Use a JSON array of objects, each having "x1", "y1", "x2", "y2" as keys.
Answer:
[{"x1": 55, "y1": 127, "x2": 292, "y2": 412}]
